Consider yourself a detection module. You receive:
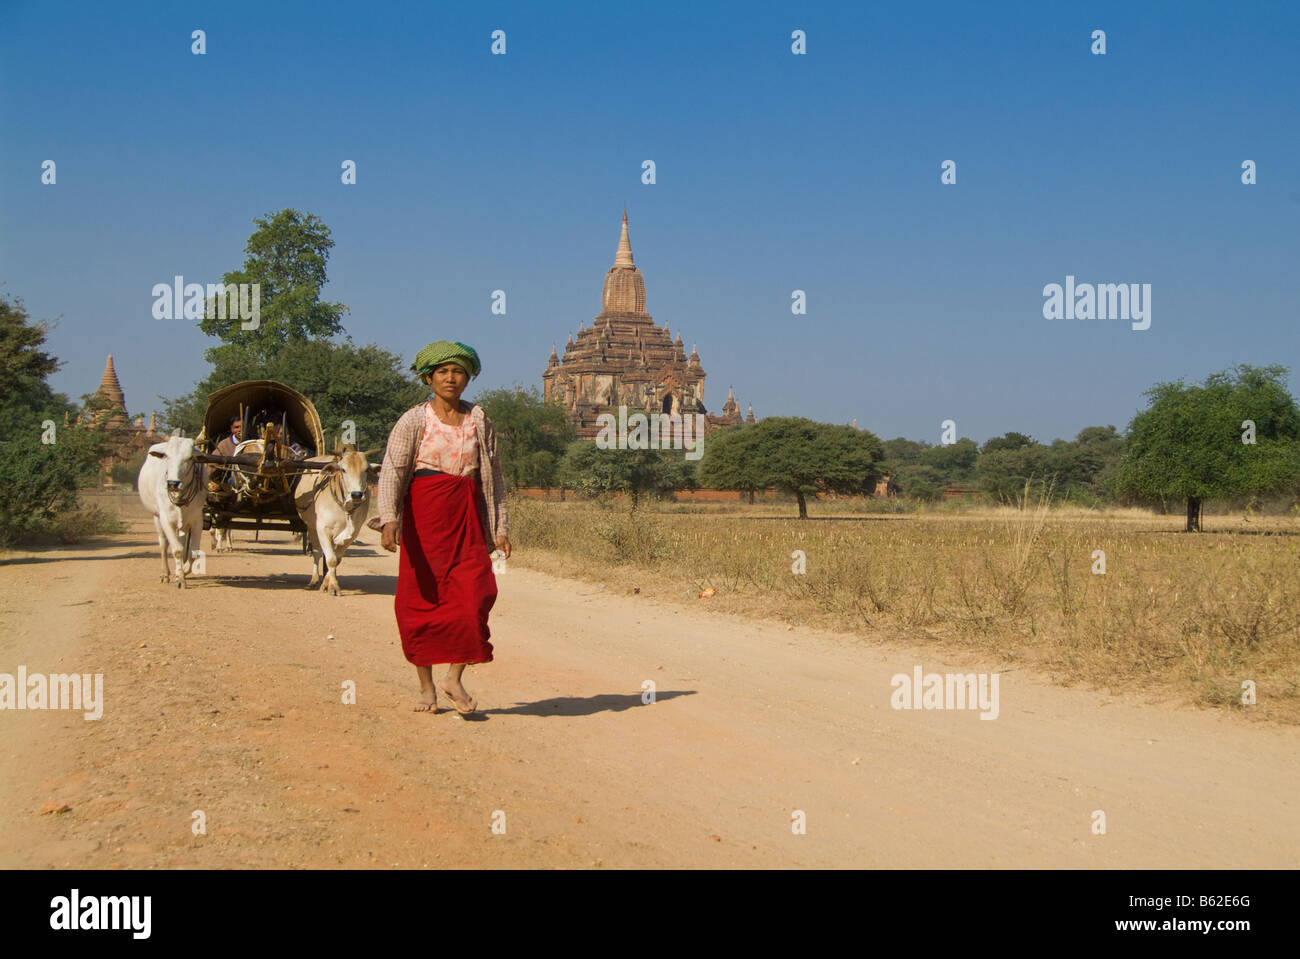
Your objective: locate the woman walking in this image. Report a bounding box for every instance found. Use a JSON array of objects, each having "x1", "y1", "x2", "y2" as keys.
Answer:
[{"x1": 369, "y1": 340, "x2": 510, "y2": 717}]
